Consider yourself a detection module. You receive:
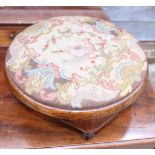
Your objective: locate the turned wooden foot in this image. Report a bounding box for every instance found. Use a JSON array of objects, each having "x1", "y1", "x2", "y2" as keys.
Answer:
[{"x1": 82, "y1": 132, "x2": 95, "y2": 140}]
